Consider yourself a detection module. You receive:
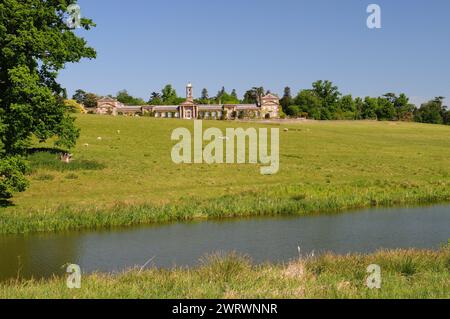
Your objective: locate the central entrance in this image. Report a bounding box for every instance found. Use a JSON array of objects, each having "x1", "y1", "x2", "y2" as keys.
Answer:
[{"x1": 185, "y1": 110, "x2": 192, "y2": 119}]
